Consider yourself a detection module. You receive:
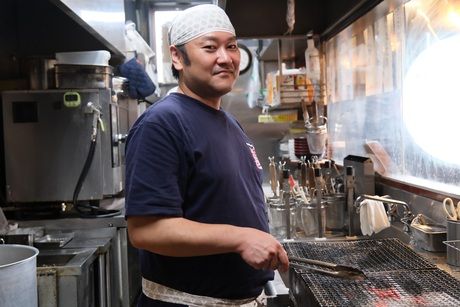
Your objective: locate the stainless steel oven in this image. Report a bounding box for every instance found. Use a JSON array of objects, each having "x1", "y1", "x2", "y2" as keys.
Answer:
[{"x1": 2, "y1": 89, "x2": 125, "y2": 203}]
